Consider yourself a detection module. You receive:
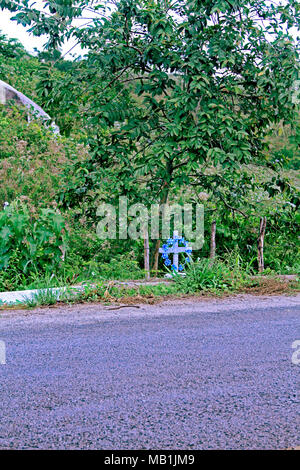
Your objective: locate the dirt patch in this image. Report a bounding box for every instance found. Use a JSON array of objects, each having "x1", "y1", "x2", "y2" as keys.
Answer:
[
  {"x1": 241, "y1": 277, "x2": 299, "y2": 296},
  {"x1": 103, "y1": 278, "x2": 299, "y2": 305}
]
